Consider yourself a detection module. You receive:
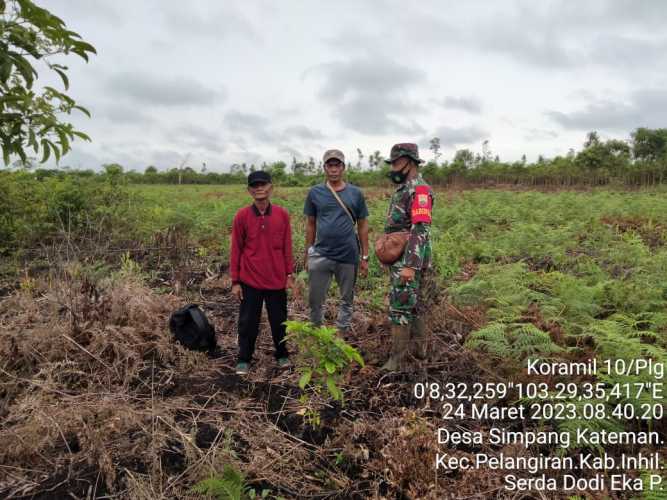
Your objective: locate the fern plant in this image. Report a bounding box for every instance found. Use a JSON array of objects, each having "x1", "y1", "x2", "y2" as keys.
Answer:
[
  {"x1": 192, "y1": 465, "x2": 249, "y2": 500},
  {"x1": 191, "y1": 464, "x2": 270, "y2": 500},
  {"x1": 466, "y1": 322, "x2": 564, "y2": 361}
]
